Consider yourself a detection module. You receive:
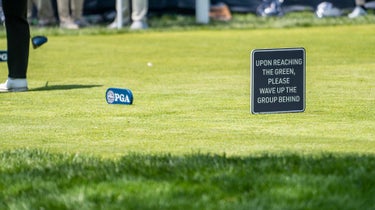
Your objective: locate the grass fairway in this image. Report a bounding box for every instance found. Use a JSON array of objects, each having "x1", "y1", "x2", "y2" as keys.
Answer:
[{"x1": 1, "y1": 22, "x2": 375, "y2": 209}]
